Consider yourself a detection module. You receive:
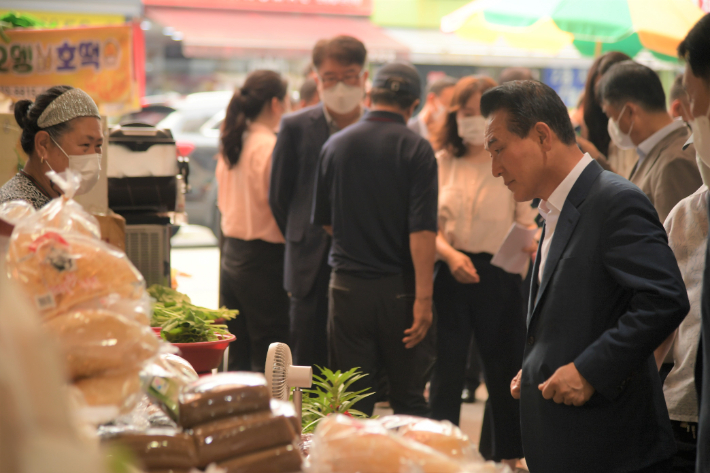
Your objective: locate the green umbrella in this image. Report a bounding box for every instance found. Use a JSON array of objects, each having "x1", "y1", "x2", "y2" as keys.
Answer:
[{"x1": 441, "y1": 0, "x2": 704, "y2": 59}]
